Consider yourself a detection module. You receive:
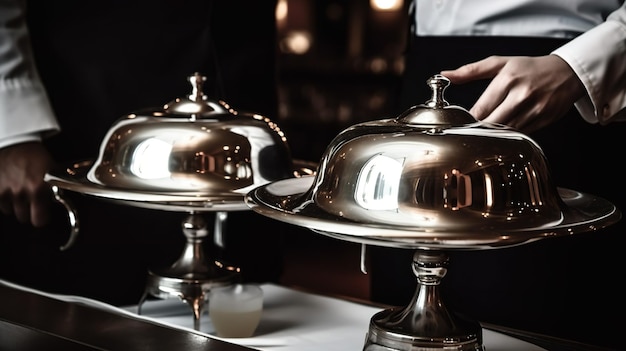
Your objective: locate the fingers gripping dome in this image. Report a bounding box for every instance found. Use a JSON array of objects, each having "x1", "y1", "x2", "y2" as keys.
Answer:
[{"x1": 87, "y1": 73, "x2": 293, "y2": 194}]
